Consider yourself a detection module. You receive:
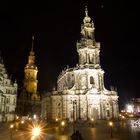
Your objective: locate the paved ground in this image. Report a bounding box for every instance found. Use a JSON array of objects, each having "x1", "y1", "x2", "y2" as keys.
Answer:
[{"x1": 0, "y1": 119, "x2": 140, "y2": 140}]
